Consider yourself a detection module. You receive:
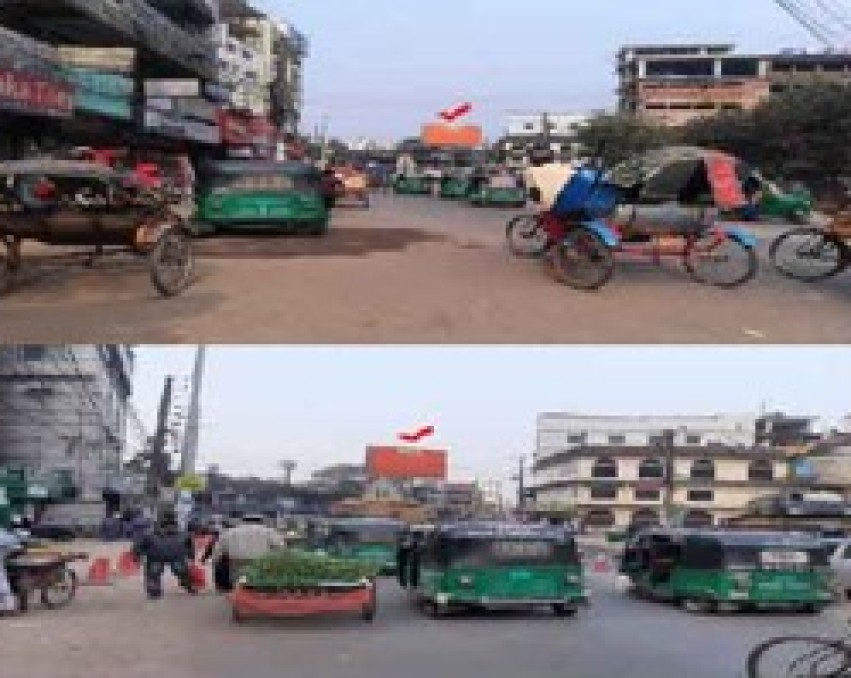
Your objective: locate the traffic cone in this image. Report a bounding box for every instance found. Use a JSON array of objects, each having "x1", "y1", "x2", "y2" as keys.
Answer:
[
  {"x1": 116, "y1": 551, "x2": 140, "y2": 577},
  {"x1": 85, "y1": 557, "x2": 113, "y2": 586}
]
